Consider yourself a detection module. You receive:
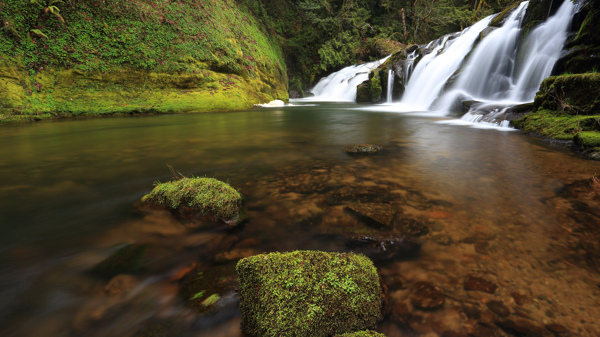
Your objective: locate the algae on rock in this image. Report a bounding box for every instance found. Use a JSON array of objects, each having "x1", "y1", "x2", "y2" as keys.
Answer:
[
  {"x1": 141, "y1": 177, "x2": 243, "y2": 224},
  {"x1": 236, "y1": 251, "x2": 382, "y2": 337}
]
